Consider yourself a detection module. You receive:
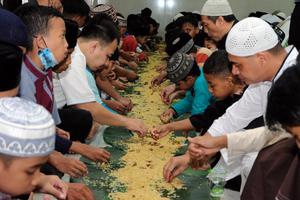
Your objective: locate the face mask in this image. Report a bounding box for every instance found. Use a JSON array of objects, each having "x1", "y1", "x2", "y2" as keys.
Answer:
[{"x1": 38, "y1": 48, "x2": 58, "y2": 70}]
